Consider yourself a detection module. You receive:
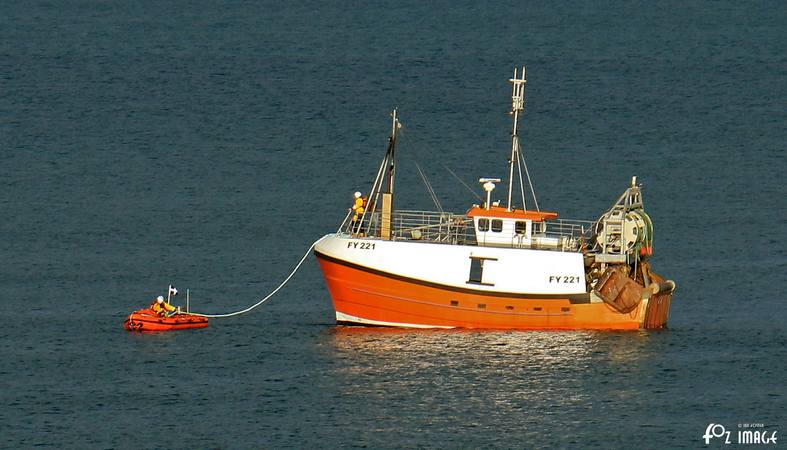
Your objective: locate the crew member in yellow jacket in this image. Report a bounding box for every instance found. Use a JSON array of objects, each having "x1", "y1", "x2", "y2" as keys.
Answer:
[
  {"x1": 350, "y1": 191, "x2": 365, "y2": 235},
  {"x1": 150, "y1": 295, "x2": 177, "y2": 317}
]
